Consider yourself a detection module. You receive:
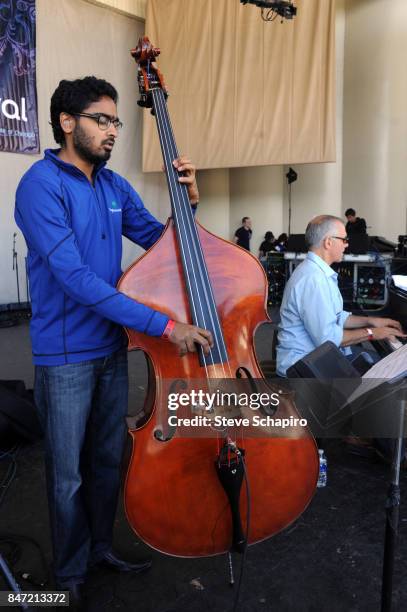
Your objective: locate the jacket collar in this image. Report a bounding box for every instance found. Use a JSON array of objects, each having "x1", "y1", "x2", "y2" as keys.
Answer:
[{"x1": 44, "y1": 148, "x2": 106, "y2": 181}]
